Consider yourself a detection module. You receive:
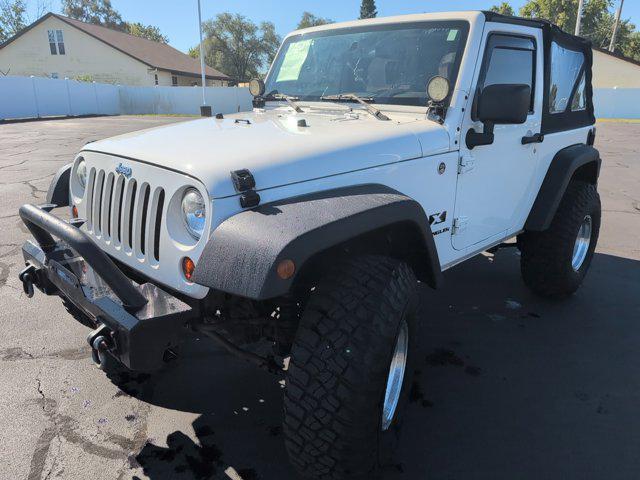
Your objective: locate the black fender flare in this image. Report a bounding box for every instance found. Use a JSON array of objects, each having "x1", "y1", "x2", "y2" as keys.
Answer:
[
  {"x1": 193, "y1": 184, "x2": 443, "y2": 300},
  {"x1": 46, "y1": 163, "x2": 72, "y2": 207},
  {"x1": 525, "y1": 144, "x2": 601, "y2": 231}
]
